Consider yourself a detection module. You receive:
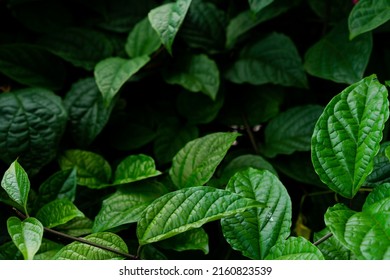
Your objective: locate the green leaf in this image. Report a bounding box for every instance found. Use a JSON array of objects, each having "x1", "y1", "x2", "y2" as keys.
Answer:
[
  {"x1": 226, "y1": 32, "x2": 308, "y2": 88},
  {"x1": 94, "y1": 56, "x2": 150, "y2": 106},
  {"x1": 304, "y1": 21, "x2": 372, "y2": 84},
  {"x1": 264, "y1": 105, "x2": 323, "y2": 158},
  {"x1": 93, "y1": 181, "x2": 168, "y2": 233},
  {"x1": 158, "y1": 228, "x2": 209, "y2": 254},
  {"x1": 363, "y1": 183, "x2": 390, "y2": 210},
  {"x1": 1, "y1": 161, "x2": 30, "y2": 214},
  {"x1": 34, "y1": 239, "x2": 63, "y2": 260},
  {"x1": 169, "y1": 132, "x2": 240, "y2": 189},
  {"x1": 366, "y1": 142, "x2": 390, "y2": 186},
  {"x1": 113, "y1": 154, "x2": 161, "y2": 185},
  {"x1": 148, "y1": 0, "x2": 192, "y2": 55},
  {"x1": 7, "y1": 217, "x2": 43, "y2": 260},
  {"x1": 265, "y1": 237, "x2": 324, "y2": 260},
  {"x1": 137, "y1": 186, "x2": 264, "y2": 245},
  {"x1": 55, "y1": 217, "x2": 93, "y2": 237},
  {"x1": 58, "y1": 150, "x2": 112, "y2": 189},
  {"x1": 249, "y1": 0, "x2": 274, "y2": 14},
  {"x1": 0, "y1": 44, "x2": 65, "y2": 90},
  {"x1": 314, "y1": 227, "x2": 355, "y2": 260},
  {"x1": 179, "y1": 0, "x2": 227, "y2": 52},
  {"x1": 38, "y1": 28, "x2": 114, "y2": 70},
  {"x1": 125, "y1": 17, "x2": 161, "y2": 58},
  {"x1": 164, "y1": 54, "x2": 220, "y2": 100},
  {"x1": 0, "y1": 88, "x2": 68, "y2": 175},
  {"x1": 349, "y1": 0, "x2": 390, "y2": 39},
  {"x1": 64, "y1": 77, "x2": 115, "y2": 147},
  {"x1": 53, "y1": 232, "x2": 128, "y2": 260},
  {"x1": 0, "y1": 241, "x2": 23, "y2": 260},
  {"x1": 36, "y1": 198, "x2": 84, "y2": 228},
  {"x1": 311, "y1": 75, "x2": 389, "y2": 198},
  {"x1": 221, "y1": 168, "x2": 291, "y2": 259}
]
